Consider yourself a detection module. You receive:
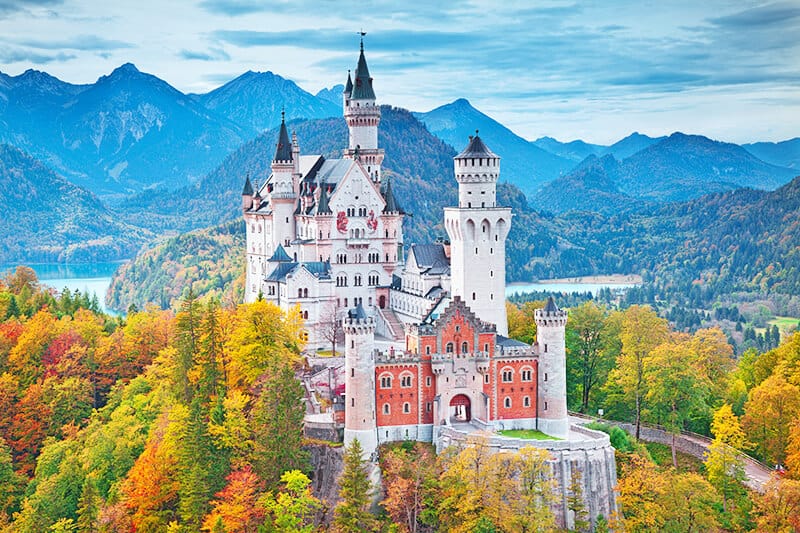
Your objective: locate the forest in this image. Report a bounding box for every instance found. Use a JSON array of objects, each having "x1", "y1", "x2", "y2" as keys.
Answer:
[{"x1": 2, "y1": 267, "x2": 800, "y2": 531}]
